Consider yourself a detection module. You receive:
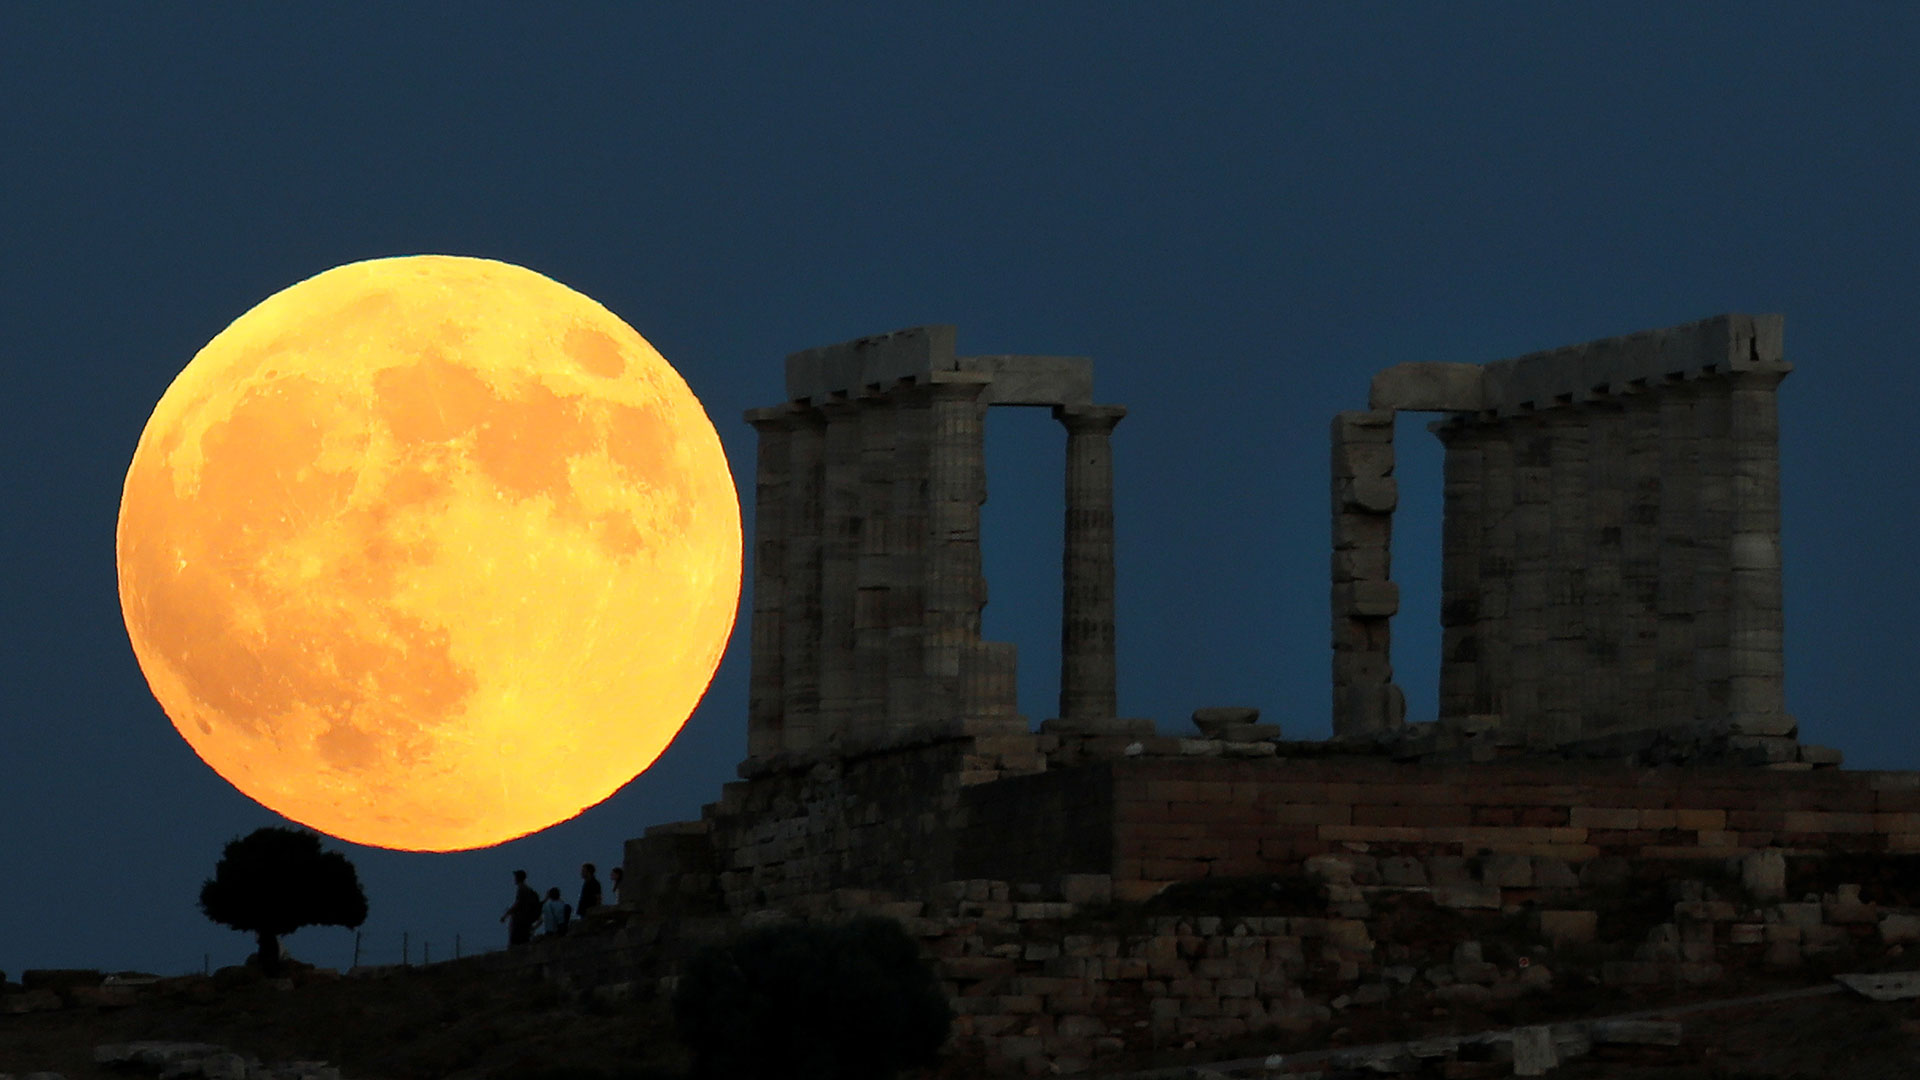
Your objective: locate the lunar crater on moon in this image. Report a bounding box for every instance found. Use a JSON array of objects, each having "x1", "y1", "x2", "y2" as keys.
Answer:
[{"x1": 118, "y1": 256, "x2": 742, "y2": 851}]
